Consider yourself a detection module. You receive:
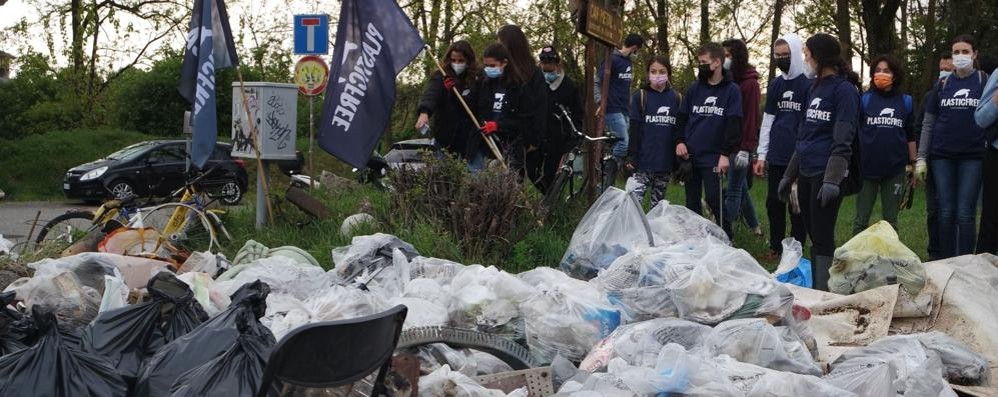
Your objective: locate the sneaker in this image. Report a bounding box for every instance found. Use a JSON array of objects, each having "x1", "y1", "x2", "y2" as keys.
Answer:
[{"x1": 751, "y1": 226, "x2": 763, "y2": 236}]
